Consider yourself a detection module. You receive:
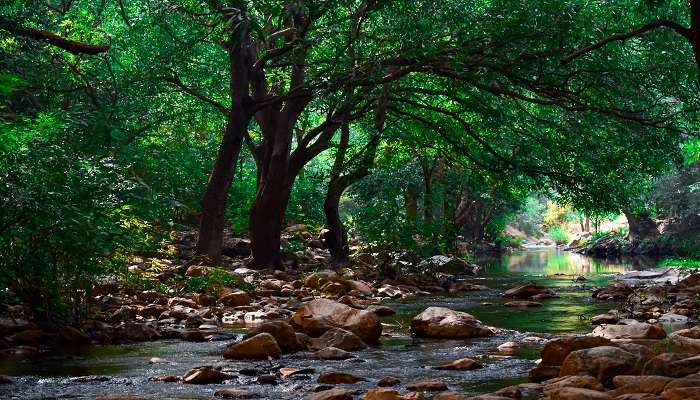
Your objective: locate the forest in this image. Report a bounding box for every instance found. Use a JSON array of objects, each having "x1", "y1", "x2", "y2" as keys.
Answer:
[{"x1": 1, "y1": 1, "x2": 700, "y2": 399}]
